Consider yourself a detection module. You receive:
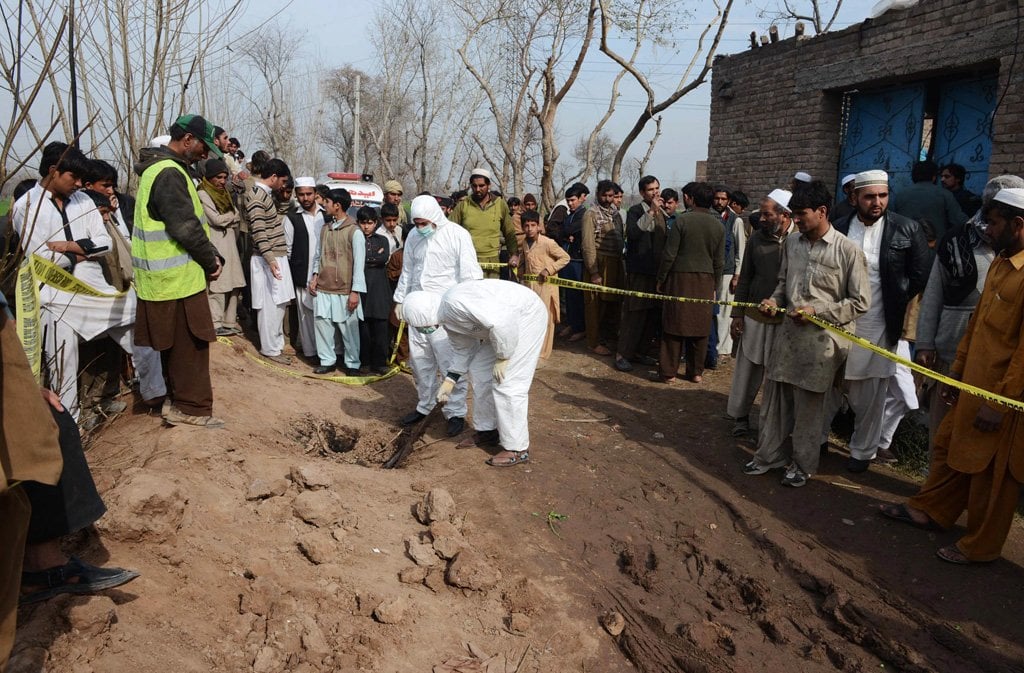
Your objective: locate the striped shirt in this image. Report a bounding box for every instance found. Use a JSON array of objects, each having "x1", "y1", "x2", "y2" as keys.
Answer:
[{"x1": 247, "y1": 183, "x2": 288, "y2": 261}]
